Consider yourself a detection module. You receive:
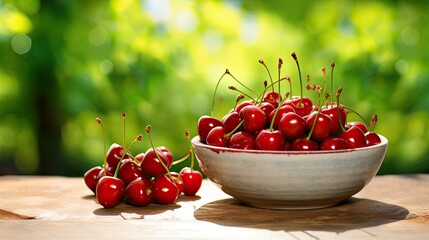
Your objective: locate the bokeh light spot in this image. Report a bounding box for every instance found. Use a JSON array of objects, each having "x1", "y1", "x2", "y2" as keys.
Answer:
[{"x1": 11, "y1": 34, "x2": 32, "y2": 54}]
